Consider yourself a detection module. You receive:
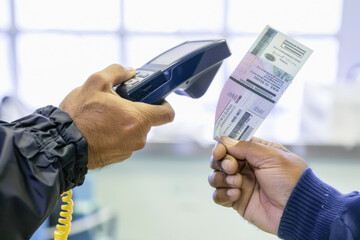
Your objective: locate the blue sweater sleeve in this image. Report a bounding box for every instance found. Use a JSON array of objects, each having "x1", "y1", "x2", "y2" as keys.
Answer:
[{"x1": 278, "y1": 168, "x2": 360, "y2": 240}]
